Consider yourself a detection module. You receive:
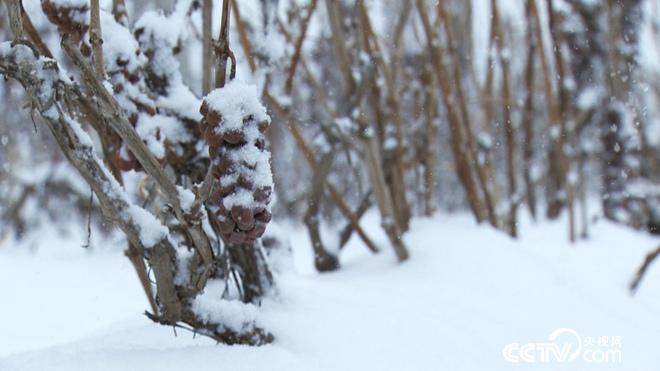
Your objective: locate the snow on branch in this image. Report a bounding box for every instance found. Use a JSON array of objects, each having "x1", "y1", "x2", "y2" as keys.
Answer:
[
  {"x1": 0, "y1": 41, "x2": 169, "y2": 250},
  {"x1": 58, "y1": 37, "x2": 216, "y2": 267}
]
